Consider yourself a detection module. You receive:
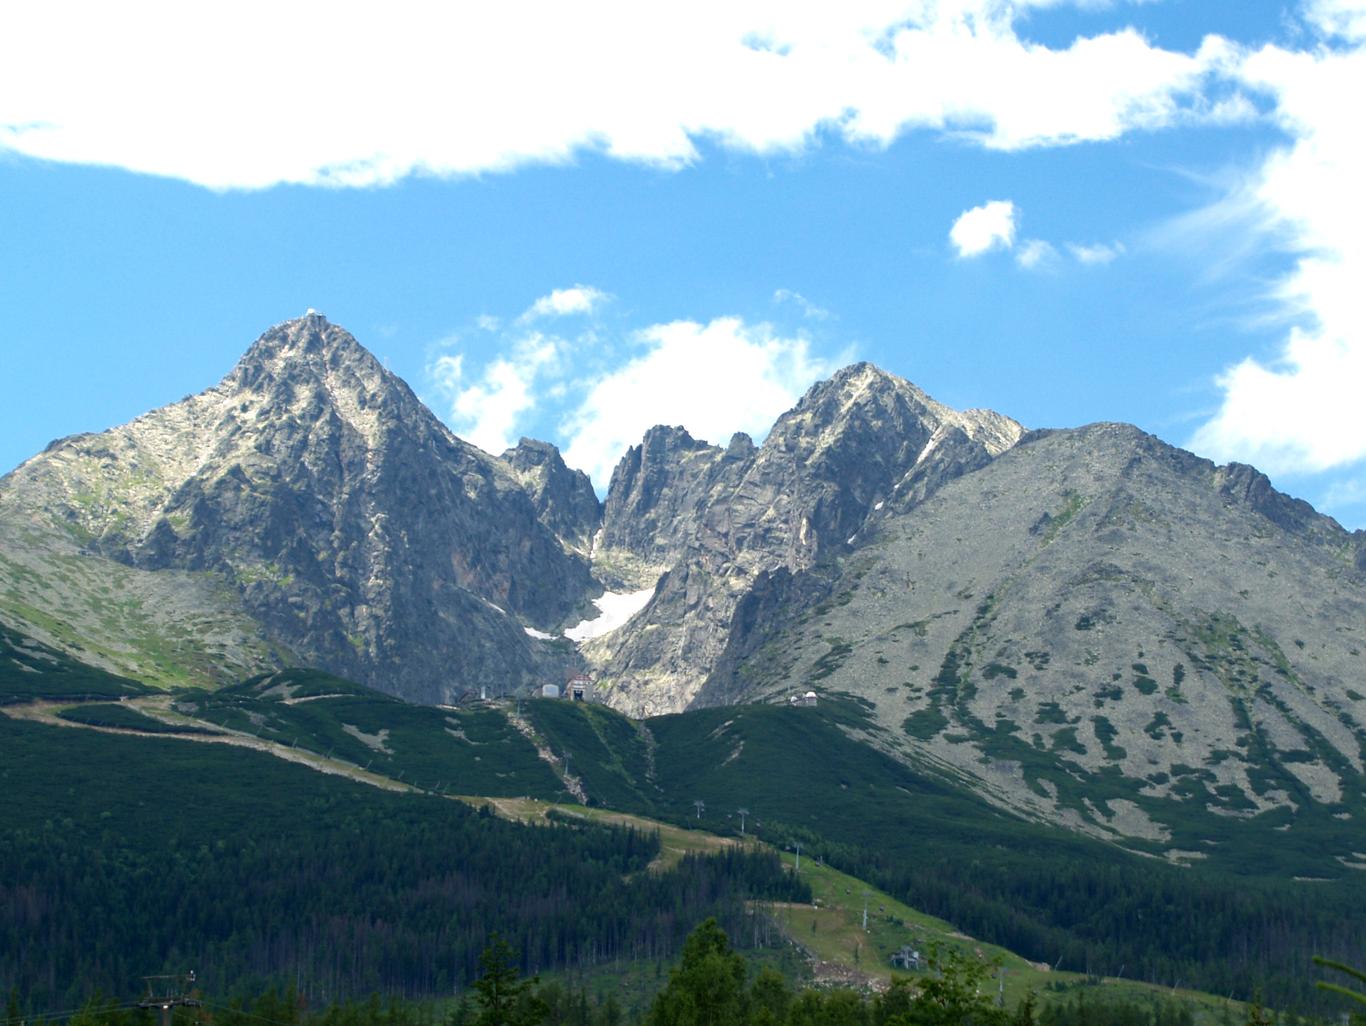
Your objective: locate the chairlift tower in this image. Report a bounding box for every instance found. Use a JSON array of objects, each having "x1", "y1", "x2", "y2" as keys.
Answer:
[{"x1": 138, "y1": 971, "x2": 201, "y2": 1026}]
